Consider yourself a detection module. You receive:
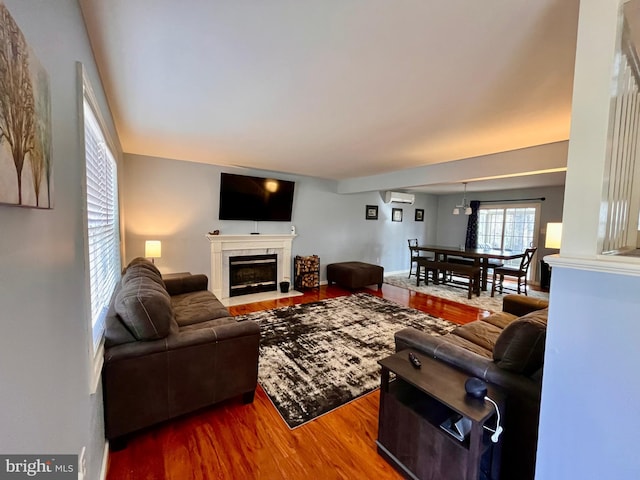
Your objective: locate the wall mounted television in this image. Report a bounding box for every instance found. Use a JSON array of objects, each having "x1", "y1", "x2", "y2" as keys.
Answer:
[{"x1": 218, "y1": 173, "x2": 295, "y2": 221}]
